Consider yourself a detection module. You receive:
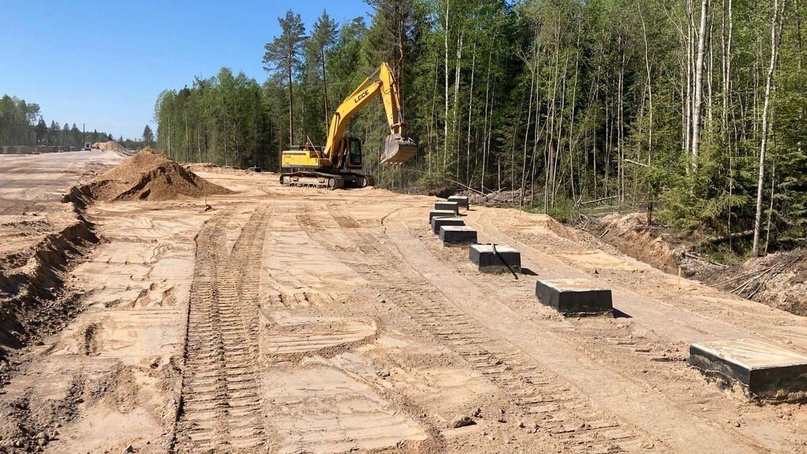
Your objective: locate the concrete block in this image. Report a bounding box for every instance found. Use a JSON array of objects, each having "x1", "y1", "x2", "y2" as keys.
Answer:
[
  {"x1": 535, "y1": 278, "x2": 612, "y2": 315},
  {"x1": 469, "y1": 244, "x2": 521, "y2": 273},
  {"x1": 434, "y1": 201, "x2": 460, "y2": 214},
  {"x1": 431, "y1": 216, "x2": 465, "y2": 234},
  {"x1": 439, "y1": 225, "x2": 477, "y2": 246},
  {"x1": 447, "y1": 195, "x2": 469, "y2": 209},
  {"x1": 688, "y1": 338, "x2": 807, "y2": 397},
  {"x1": 429, "y1": 210, "x2": 456, "y2": 222}
]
